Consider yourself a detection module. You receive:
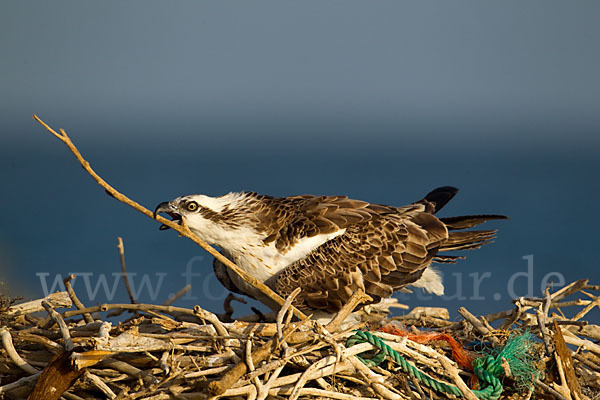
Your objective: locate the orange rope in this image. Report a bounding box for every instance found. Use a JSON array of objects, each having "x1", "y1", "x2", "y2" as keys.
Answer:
[{"x1": 380, "y1": 324, "x2": 474, "y2": 370}]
